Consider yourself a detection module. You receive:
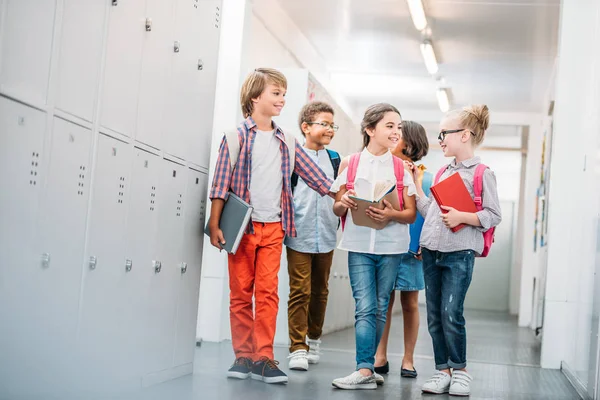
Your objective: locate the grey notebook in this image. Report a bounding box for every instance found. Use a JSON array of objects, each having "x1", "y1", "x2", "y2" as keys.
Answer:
[{"x1": 205, "y1": 193, "x2": 253, "y2": 254}]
